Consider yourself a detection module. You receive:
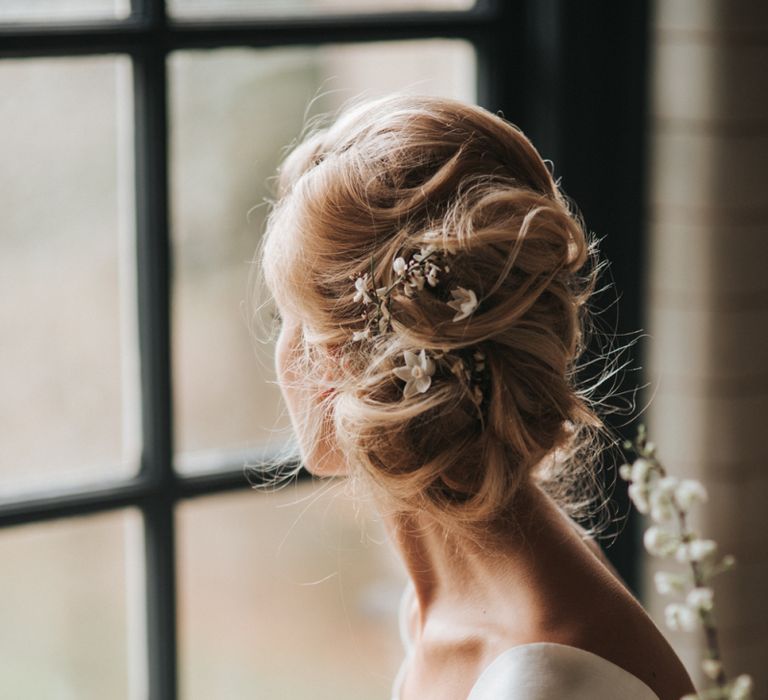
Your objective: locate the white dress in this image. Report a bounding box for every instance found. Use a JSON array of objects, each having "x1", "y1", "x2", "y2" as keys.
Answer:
[{"x1": 390, "y1": 582, "x2": 661, "y2": 700}]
